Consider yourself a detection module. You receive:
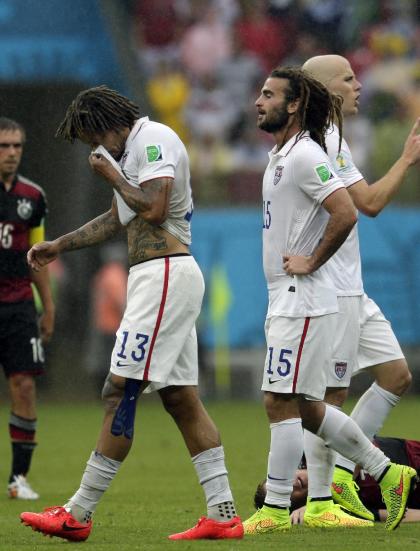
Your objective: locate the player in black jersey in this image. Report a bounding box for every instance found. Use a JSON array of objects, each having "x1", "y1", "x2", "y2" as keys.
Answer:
[
  {"x1": 0, "y1": 117, "x2": 55, "y2": 499},
  {"x1": 254, "y1": 436, "x2": 420, "y2": 524}
]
